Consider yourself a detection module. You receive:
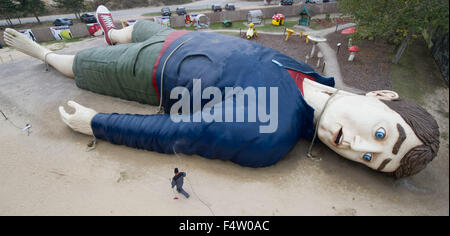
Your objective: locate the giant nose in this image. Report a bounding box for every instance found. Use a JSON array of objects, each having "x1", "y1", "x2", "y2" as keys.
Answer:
[{"x1": 350, "y1": 136, "x2": 384, "y2": 153}]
